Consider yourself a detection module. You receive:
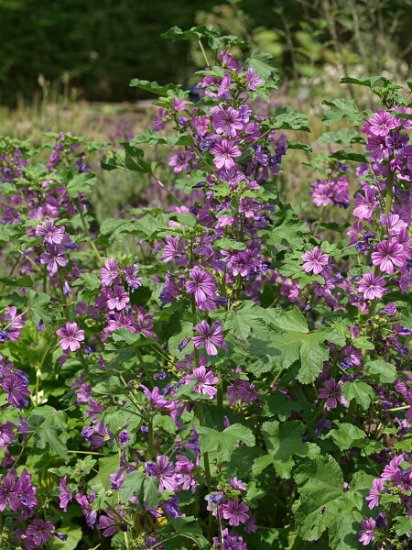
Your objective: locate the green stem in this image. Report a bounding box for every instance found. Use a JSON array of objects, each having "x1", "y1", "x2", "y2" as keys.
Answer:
[
  {"x1": 198, "y1": 39, "x2": 210, "y2": 67},
  {"x1": 148, "y1": 416, "x2": 154, "y2": 458}
]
